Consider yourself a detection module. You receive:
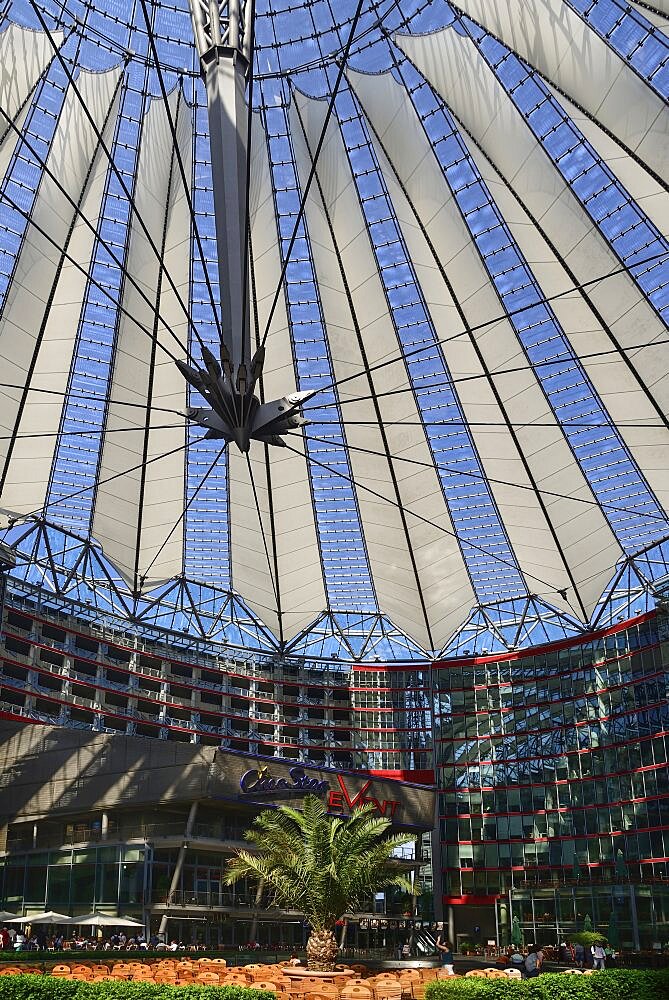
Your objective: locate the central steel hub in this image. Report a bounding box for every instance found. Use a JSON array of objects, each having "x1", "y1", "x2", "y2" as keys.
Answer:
[{"x1": 178, "y1": 346, "x2": 309, "y2": 452}]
